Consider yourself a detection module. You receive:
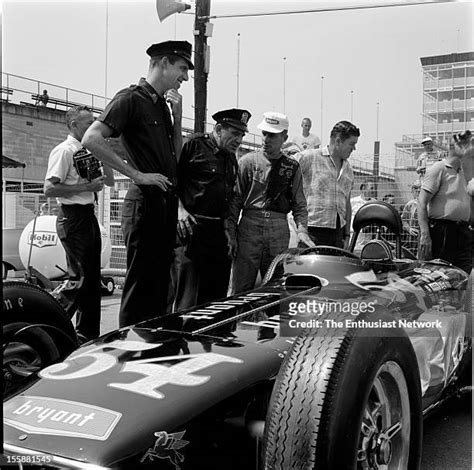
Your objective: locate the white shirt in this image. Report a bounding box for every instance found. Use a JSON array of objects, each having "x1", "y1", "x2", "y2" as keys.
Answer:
[
  {"x1": 291, "y1": 133, "x2": 321, "y2": 151},
  {"x1": 45, "y1": 135, "x2": 95, "y2": 205}
]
